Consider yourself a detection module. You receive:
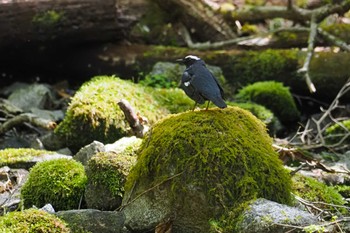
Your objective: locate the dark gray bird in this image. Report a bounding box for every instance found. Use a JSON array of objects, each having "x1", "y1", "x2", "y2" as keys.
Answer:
[{"x1": 177, "y1": 55, "x2": 227, "y2": 110}]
